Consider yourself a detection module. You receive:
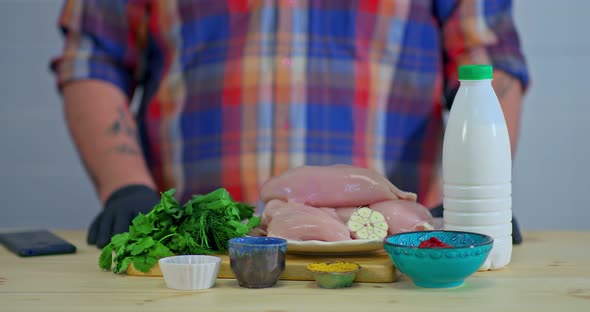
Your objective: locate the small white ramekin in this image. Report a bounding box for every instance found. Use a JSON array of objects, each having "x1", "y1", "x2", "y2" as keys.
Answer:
[{"x1": 158, "y1": 255, "x2": 221, "y2": 291}]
